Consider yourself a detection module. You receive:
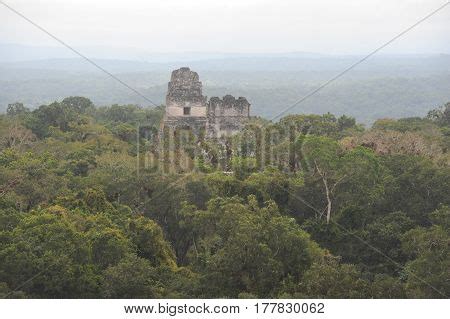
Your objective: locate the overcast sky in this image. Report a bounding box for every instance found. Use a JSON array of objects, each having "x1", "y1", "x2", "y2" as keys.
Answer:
[{"x1": 1, "y1": 0, "x2": 449, "y2": 54}]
